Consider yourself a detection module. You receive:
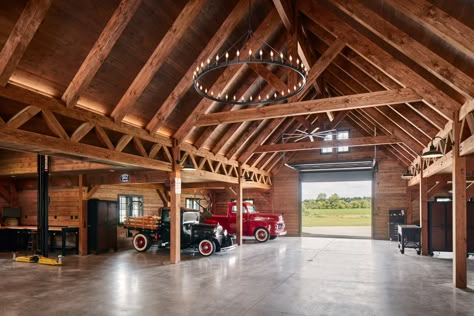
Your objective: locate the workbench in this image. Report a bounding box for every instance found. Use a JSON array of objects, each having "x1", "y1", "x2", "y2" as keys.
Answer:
[{"x1": 0, "y1": 226, "x2": 79, "y2": 256}]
